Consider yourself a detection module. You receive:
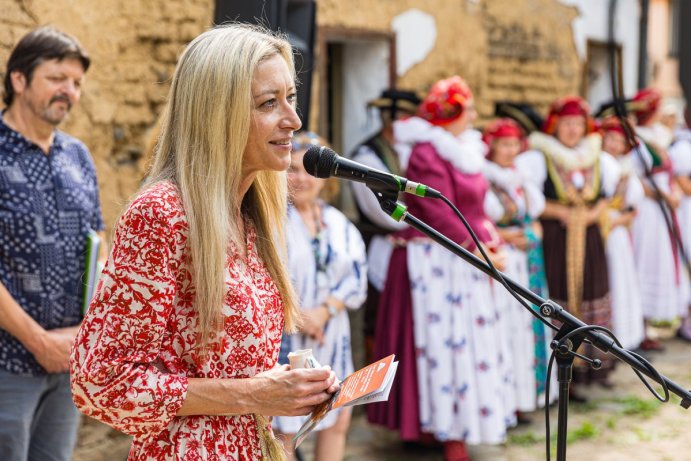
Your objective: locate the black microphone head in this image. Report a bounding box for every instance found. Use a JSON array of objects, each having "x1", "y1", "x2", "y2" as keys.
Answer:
[{"x1": 303, "y1": 145, "x2": 338, "y2": 179}]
